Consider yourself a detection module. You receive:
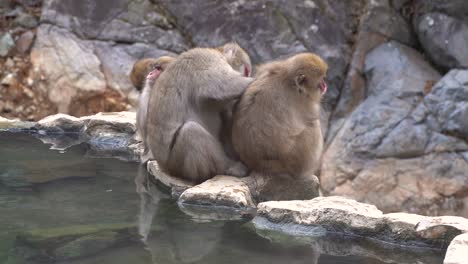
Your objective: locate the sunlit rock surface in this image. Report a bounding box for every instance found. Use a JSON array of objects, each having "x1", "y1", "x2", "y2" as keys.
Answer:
[
  {"x1": 179, "y1": 175, "x2": 255, "y2": 209},
  {"x1": 444, "y1": 233, "x2": 468, "y2": 264},
  {"x1": 255, "y1": 196, "x2": 468, "y2": 248}
]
